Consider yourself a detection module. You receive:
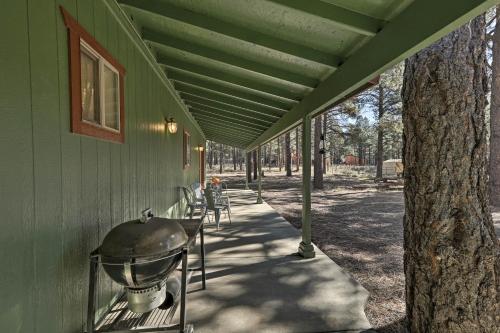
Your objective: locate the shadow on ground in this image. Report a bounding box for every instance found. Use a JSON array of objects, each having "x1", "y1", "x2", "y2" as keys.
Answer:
[{"x1": 209, "y1": 169, "x2": 500, "y2": 333}]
